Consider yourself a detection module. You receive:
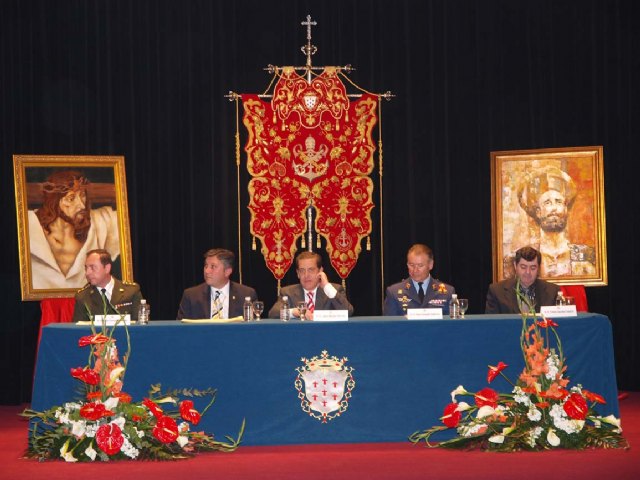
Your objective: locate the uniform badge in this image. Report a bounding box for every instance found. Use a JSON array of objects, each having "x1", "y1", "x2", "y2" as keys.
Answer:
[{"x1": 295, "y1": 350, "x2": 355, "y2": 423}]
